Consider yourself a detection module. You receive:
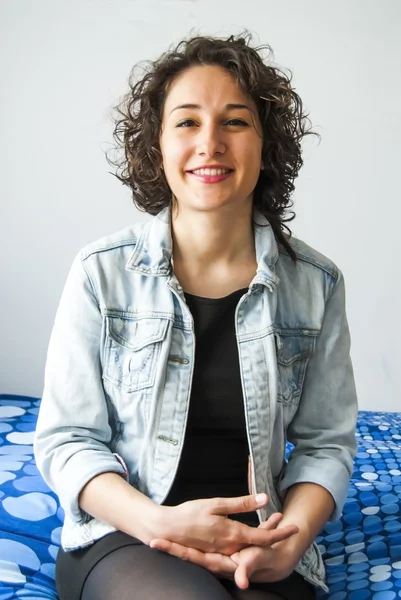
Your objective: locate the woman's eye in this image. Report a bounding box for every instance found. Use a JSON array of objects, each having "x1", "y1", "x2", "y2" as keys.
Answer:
[
  {"x1": 225, "y1": 119, "x2": 249, "y2": 127},
  {"x1": 175, "y1": 118, "x2": 249, "y2": 128},
  {"x1": 176, "y1": 119, "x2": 196, "y2": 128}
]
